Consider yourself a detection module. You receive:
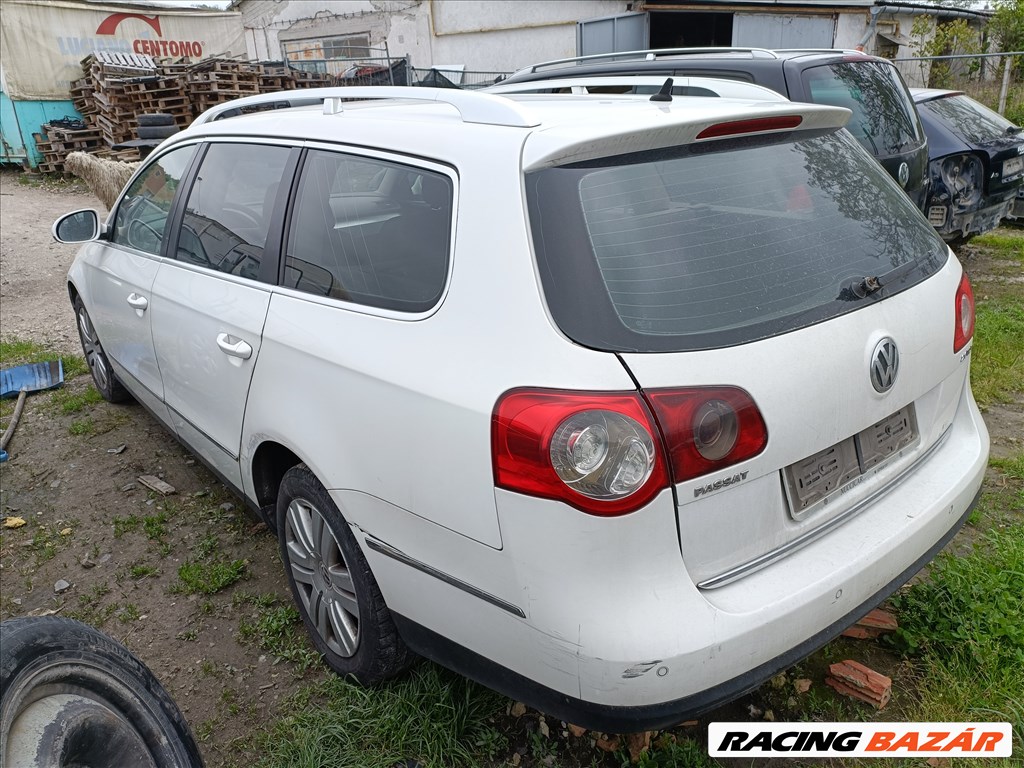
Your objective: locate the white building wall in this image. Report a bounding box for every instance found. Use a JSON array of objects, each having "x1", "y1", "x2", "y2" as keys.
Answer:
[
  {"x1": 834, "y1": 10, "x2": 869, "y2": 49},
  {"x1": 237, "y1": 0, "x2": 628, "y2": 73}
]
